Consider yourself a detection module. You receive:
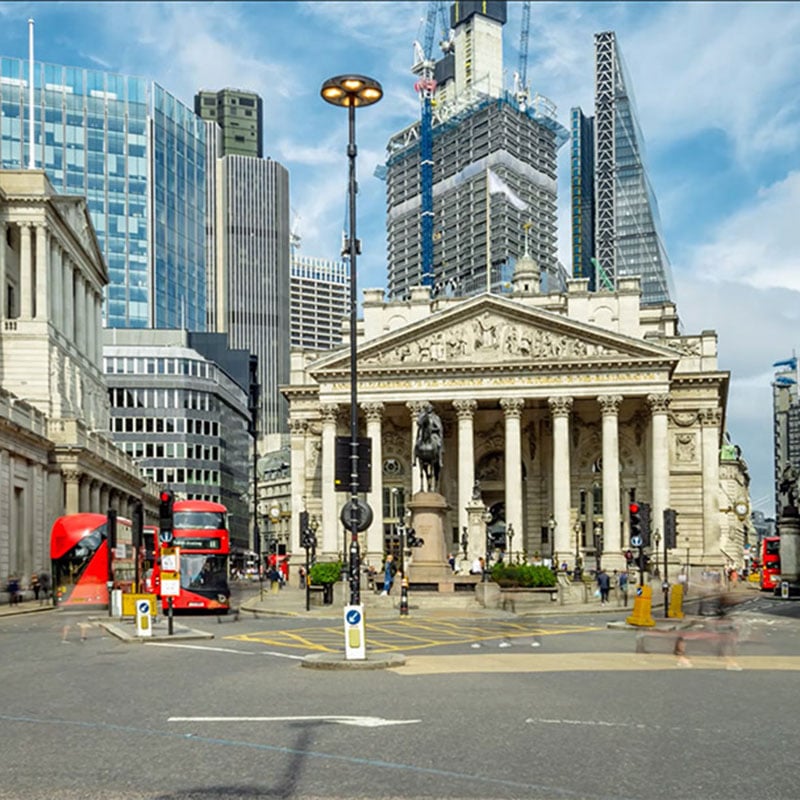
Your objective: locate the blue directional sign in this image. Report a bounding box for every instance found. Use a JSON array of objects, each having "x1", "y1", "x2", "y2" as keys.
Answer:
[
  {"x1": 159, "y1": 530, "x2": 173, "y2": 545},
  {"x1": 631, "y1": 535, "x2": 642, "y2": 547},
  {"x1": 346, "y1": 608, "x2": 362, "y2": 626}
]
